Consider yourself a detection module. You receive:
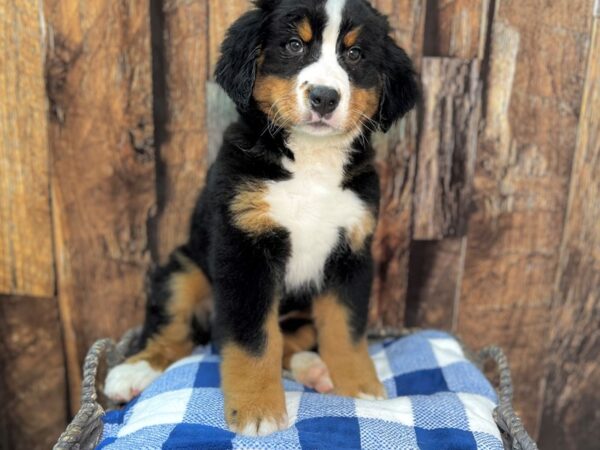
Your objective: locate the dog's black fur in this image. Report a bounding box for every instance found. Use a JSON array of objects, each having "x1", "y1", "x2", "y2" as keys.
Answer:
[
  {"x1": 141, "y1": 0, "x2": 418, "y2": 355},
  {"x1": 115, "y1": 0, "x2": 420, "y2": 434}
]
